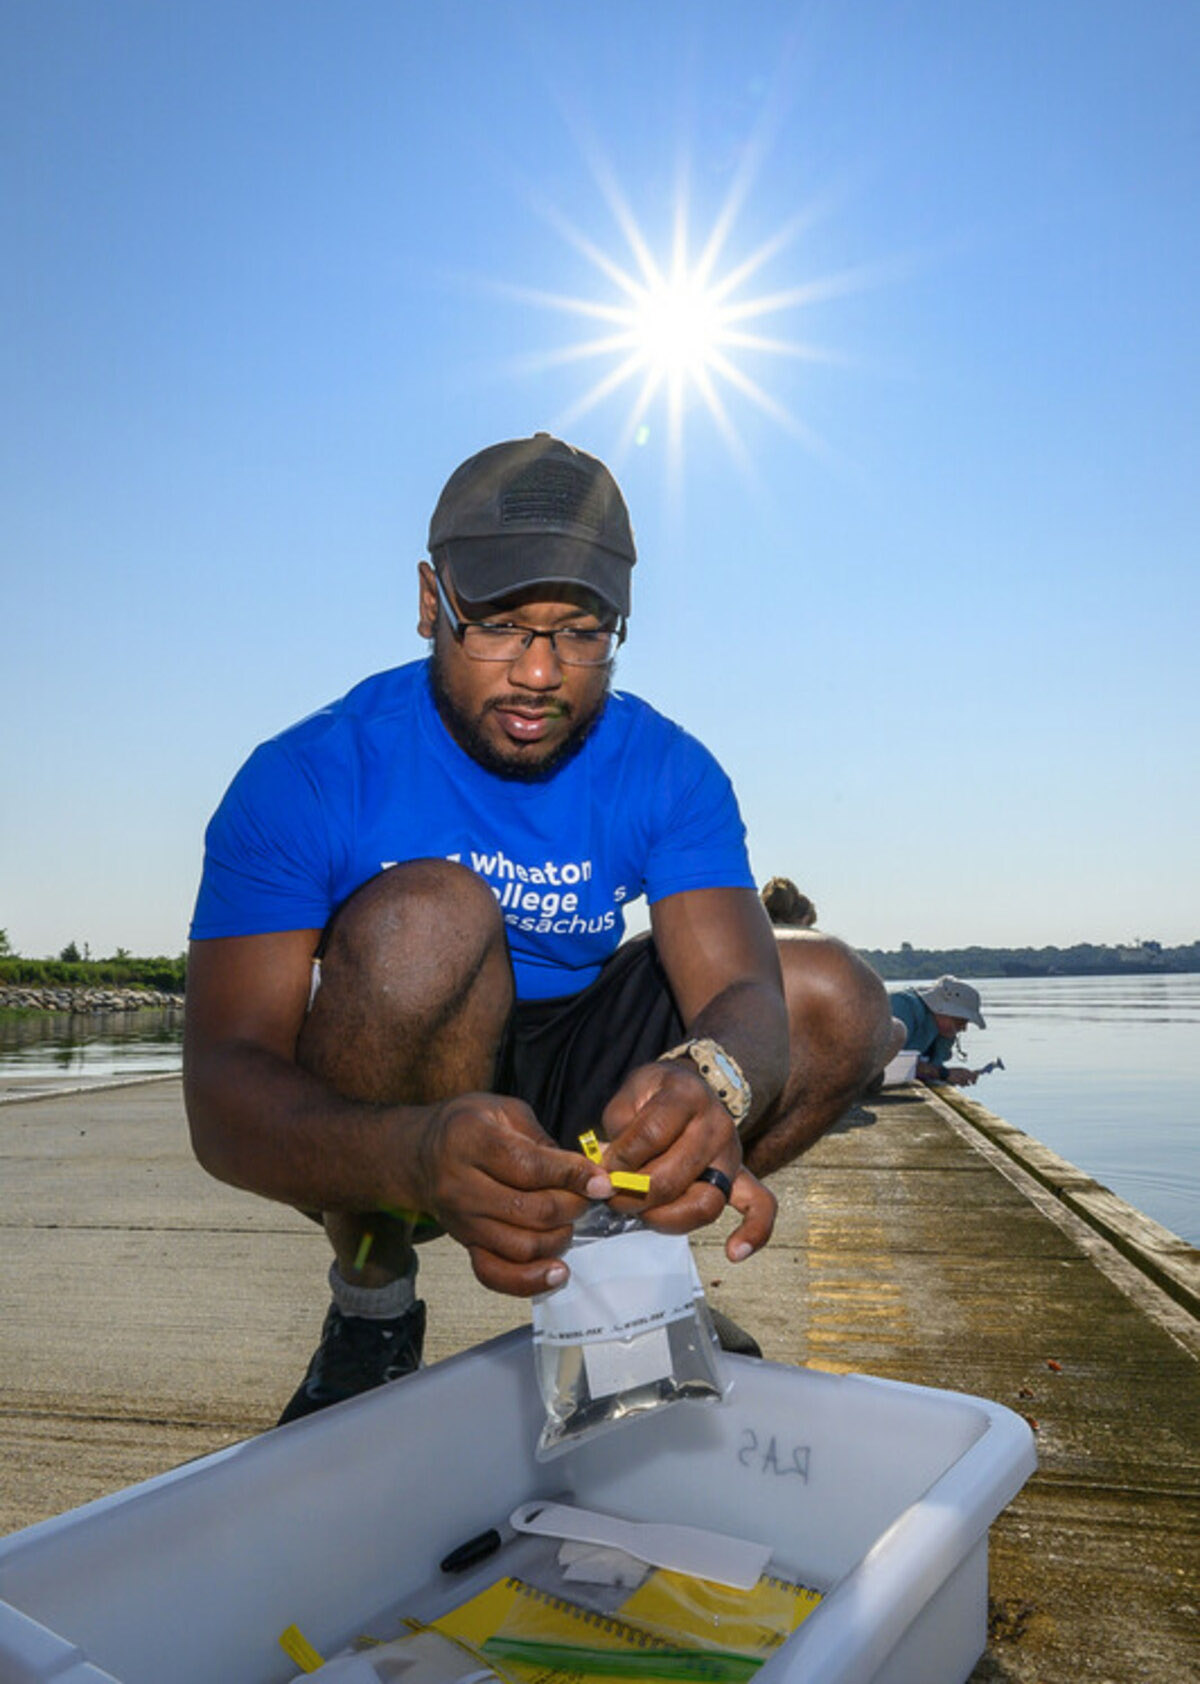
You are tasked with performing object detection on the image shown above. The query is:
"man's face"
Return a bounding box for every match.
[419,563,616,781]
[932,1012,969,1038]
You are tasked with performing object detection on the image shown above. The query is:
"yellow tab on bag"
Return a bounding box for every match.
[279,1623,326,1673]
[579,1131,650,1193]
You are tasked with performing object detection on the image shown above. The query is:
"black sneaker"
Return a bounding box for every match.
[277,1298,427,1426]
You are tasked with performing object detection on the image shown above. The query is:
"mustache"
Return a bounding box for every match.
[482,696,572,719]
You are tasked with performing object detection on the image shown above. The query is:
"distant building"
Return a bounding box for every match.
[1117,941,1164,967]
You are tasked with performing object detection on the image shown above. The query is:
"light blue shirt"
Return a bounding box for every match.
[889,989,954,1074]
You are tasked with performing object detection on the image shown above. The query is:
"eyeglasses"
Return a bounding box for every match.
[434,571,625,667]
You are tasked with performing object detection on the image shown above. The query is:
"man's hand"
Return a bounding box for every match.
[413,1093,611,1296]
[599,1061,776,1261]
[920,1061,978,1087]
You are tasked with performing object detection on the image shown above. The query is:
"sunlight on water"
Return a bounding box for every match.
[892,974,1200,1245]
[0,1009,183,1081]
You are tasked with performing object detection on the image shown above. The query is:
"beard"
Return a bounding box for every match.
[429,653,611,782]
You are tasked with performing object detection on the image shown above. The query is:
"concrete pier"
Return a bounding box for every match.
[1,1076,1197,1681]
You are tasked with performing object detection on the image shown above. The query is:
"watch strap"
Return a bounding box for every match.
[661,1037,752,1122]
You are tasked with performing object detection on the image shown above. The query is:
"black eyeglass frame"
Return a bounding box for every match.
[433,570,626,666]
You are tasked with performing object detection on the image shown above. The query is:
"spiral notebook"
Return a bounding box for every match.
[425,1571,820,1683]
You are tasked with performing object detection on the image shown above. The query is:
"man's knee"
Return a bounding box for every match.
[777,930,886,1012]
[304,859,513,1054]
[299,860,512,1101]
[319,860,506,989]
[742,935,897,1176]
[776,931,895,1074]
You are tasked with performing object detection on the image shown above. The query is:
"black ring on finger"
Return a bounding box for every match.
[696,1166,733,1202]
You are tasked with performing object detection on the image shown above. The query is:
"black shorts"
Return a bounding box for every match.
[496,934,684,1149]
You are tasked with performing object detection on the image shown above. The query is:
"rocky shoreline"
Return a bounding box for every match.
[0,986,185,1015]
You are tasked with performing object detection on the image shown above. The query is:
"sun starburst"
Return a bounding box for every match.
[490,150,873,490]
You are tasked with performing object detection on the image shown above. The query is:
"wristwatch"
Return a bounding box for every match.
[661,1037,752,1123]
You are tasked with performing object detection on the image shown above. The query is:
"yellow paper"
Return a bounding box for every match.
[620,1570,821,1653]
[428,1576,675,1680]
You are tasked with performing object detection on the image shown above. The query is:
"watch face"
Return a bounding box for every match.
[710,1047,742,1091]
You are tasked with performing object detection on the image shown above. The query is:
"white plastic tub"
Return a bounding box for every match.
[0,1330,1035,1684]
[881,1050,919,1086]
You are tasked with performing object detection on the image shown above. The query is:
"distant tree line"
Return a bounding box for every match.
[2,926,1198,996]
[0,931,186,992]
[858,940,1200,981]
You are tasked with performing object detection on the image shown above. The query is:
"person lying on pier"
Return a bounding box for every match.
[183,433,899,1424]
[888,976,986,1087]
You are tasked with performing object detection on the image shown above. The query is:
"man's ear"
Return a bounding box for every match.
[417,561,438,639]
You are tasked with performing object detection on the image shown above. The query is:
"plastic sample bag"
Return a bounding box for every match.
[531,1206,728,1459]
[284,1627,500,1683]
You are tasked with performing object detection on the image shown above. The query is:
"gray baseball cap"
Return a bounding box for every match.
[427,433,636,618]
[915,976,986,1029]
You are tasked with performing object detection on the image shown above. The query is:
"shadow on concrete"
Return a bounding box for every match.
[829,1086,932,1133]
[829,1103,881,1134]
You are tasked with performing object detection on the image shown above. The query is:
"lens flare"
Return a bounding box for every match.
[489,150,876,492]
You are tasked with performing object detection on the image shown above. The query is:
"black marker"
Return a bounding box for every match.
[440,1527,503,1574]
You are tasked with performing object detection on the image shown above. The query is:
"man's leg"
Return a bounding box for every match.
[741,932,903,1179]
[279,859,513,1423]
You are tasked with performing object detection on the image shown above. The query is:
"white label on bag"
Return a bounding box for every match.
[583,1324,673,1393]
[533,1228,702,1346]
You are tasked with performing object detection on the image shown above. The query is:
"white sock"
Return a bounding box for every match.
[329,1260,417,1321]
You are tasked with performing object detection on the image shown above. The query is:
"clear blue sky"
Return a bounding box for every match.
[3,0,1198,959]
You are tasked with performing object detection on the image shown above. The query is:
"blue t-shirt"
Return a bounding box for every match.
[889,989,954,1072]
[190,660,754,1000]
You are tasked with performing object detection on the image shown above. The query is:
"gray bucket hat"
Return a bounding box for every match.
[915,976,986,1029]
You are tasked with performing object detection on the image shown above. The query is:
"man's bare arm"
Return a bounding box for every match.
[598,888,786,1258]
[185,931,387,1209]
[183,932,605,1293]
[651,885,791,1127]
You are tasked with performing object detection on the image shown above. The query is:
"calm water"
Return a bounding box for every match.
[2,976,1198,1242]
[892,973,1200,1246]
[0,1007,184,1081]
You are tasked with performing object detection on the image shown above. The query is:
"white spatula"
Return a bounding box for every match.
[509,1500,771,1590]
